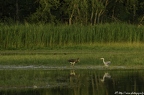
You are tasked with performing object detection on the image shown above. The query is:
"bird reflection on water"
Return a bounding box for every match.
[70,70,76,76]
[100,73,111,82]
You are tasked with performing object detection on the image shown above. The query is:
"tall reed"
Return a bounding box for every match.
[0,23,144,49]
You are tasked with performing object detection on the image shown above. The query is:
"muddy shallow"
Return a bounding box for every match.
[0,65,128,70]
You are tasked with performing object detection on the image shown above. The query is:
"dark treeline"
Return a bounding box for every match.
[0,0,144,25]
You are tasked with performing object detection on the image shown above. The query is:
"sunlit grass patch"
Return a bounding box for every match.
[0,43,144,67]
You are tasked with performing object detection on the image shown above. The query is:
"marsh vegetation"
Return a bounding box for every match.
[0,23,144,49]
[1,1,144,95]
[0,23,144,94]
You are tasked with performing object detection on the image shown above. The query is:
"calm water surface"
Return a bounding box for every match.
[0,68,144,95]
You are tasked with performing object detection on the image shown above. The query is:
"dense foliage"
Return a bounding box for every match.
[0,0,144,24]
[0,23,144,49]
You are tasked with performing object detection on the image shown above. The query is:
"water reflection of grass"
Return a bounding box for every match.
[0,44,144,67]
[0,69,144,95]
[0,70,69,88]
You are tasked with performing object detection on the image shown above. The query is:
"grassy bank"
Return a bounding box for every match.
[0,43,144,67]
[0,23,144,49]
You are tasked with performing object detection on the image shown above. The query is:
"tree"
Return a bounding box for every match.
[28,0,60,23]
[90,0,109,25]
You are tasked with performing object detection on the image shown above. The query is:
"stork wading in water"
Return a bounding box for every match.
[100,58,111,66]
[68,58,80,66]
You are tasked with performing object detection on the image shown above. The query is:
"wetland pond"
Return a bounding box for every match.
[0,66,144,95]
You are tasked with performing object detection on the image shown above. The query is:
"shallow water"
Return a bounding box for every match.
[0,68,144,95]
[0,65,126,70]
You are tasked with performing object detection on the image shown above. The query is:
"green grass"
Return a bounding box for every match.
[0,43,144,67]
[0,23,144,49]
